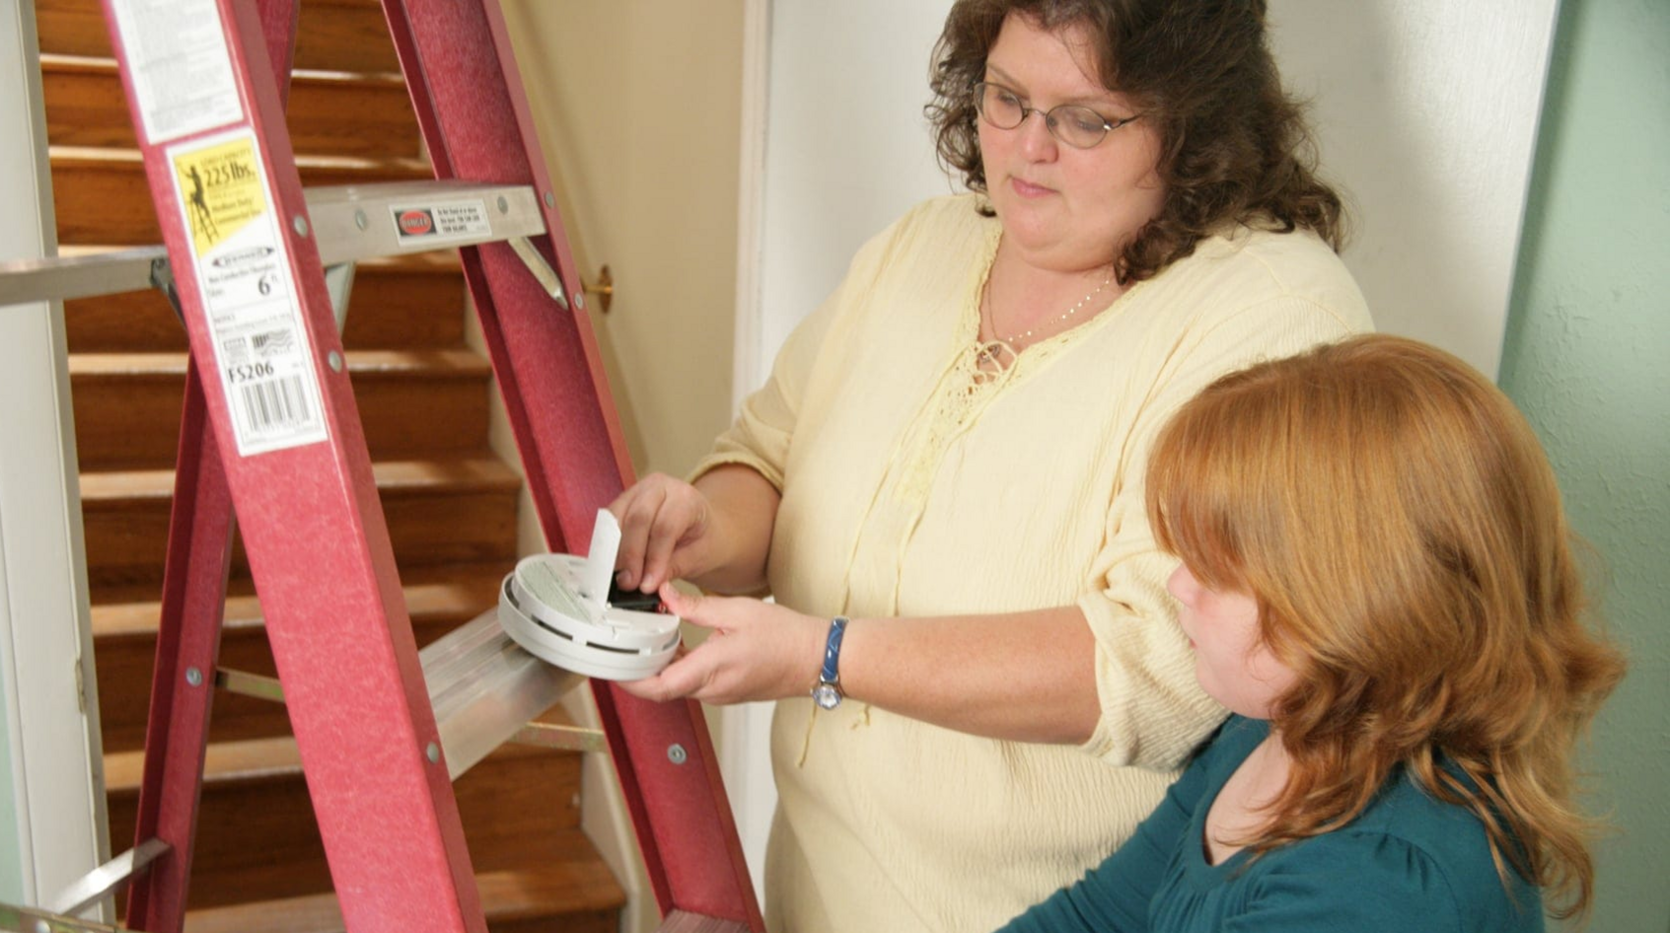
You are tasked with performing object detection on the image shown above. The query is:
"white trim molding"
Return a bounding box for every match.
[0,0,109,913]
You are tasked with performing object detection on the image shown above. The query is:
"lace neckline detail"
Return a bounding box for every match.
[960,224,1140,383]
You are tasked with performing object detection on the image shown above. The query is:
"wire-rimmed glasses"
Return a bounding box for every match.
[973,81,1140,150]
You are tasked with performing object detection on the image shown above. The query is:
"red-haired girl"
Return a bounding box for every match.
[1001,334,1625,932]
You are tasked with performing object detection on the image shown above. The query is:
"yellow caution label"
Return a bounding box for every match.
[172,136,265,256]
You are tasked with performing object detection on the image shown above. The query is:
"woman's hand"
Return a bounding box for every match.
[608,473,718,593]
[618,584,825,705]
[608,465,782,595]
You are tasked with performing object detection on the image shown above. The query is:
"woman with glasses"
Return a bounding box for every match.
[609,1,1371,930]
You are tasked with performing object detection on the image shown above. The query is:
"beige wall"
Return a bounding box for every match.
[501,1,743,480]
[496,5,747,932]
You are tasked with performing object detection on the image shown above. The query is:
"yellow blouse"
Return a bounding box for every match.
[692,194,1373,933]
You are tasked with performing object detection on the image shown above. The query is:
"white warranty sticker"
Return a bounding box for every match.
[390,199,493,247]
[170,129,328,456]
[108,0,243,143]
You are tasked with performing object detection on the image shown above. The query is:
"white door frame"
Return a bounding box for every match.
[0,0,110,912]
[717,0,777,902]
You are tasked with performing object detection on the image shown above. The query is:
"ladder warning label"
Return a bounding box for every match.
[390,199,492,246]
[169,130,329,457]
[175,136,263,256]
[109,0,243,143]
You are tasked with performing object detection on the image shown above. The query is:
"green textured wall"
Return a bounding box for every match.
[1498,1,1670,931]
[0,698,19,900]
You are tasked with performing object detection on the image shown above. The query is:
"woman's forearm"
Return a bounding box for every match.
[686,464,782,594]
[837,605,1101,744]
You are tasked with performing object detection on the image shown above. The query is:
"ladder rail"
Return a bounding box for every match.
[99,0,485,929]
[376,0,764,926]
[120,374,234,932]
[120,2,299,928]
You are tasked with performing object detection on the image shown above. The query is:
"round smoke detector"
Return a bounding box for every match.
[498,510,681,681]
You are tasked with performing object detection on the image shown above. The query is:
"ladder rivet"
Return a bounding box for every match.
[185,667,203,687]
[497,196,509,214]
[293,215,310,237]
[354,209,368,230]
[328,350,344,372]
[426,742,441,764]
[575,292,586,311]
[666,744,687,765]
[543,191,556,208]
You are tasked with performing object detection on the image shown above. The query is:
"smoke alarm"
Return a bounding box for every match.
[499,509,681,681]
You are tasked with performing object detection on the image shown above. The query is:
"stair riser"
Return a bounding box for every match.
[107,750,584,909]
[95,611,481,752]
[51,157,430,247]
[64,264,468,354]
[71,370,490,470]
[492,912,616,933]
[35,0,401,74]
[43,66,421,160]
[81,488,518,591]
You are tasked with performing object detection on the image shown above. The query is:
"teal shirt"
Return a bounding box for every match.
[997,717,1543,933]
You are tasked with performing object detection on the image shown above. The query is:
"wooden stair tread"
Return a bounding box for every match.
[68,348,490,378]
[48,144,431,177]
[36,0,403,74]
[81,456,520,503]
[180,859,626,933]
[62,248,470,355]
[37,52,405,86]
[56,242,463,274]
[105,706,579,792]
[50,148,436,246]
[91,563,507,639]
[39,53,421,158]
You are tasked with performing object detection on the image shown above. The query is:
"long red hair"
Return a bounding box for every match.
[1145,334,1625,921]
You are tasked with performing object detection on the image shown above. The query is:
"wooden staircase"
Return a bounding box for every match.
[36,0,626,928]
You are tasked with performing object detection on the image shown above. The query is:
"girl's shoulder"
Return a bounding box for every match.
[1262,769,1543,931]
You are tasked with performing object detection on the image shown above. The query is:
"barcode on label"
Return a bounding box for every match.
[240,376,312,433]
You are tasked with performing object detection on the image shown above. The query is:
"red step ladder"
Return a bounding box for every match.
[0,1,762,931]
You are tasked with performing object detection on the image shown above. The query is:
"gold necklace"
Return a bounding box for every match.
[977,271,1115,368]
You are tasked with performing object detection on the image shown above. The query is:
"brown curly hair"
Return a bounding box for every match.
[926,0,1346,284]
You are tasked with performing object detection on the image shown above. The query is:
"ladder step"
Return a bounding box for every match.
[305,181,551,268]
[421,609,586,779]
[49,837,170,918]
[8,180,544,307]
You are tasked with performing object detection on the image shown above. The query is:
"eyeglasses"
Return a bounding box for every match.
[972,81,1139,150]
